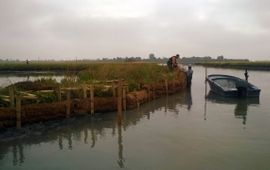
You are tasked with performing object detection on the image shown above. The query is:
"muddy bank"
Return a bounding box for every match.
[0,72,187,128]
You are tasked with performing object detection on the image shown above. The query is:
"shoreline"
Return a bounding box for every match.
[0,76,187,128]
[195,62,270,71]
[0,63,187,128]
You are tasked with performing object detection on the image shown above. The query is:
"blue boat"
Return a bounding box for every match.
[206,74,261,97]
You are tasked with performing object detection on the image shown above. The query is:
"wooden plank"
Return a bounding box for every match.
[172,78,175,93]
[22,95,38,100]
[62,87,81,91]
[9,87,15,108]
[165,79,168,96]
[112,83,116,97]
[90,85,94,114]
[16,96,21,128]
[57,86,61,101]
[19,91,37,97]
[0,95,10,99]
[66,90,71,118]
[153,85,156,99]
[83,85,87,99]
[37,90,54,93]
[147,86,150,101]
[122,86,127,111]
[117,80,123,124]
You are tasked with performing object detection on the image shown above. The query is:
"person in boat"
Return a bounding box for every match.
[186,65,193,87]
[244,69,249,82]
[167,54,180,70]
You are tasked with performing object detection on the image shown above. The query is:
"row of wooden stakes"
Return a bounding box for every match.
[4,80,128,128]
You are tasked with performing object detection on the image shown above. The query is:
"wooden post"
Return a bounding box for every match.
[9,87,15,108]
[126,85,129,93]
[117,80,123,124]
[112,83,116,97]
[16,96,21,128]
[66,90,71,118]
[58,135,63,150]
[204,67,208,120]
[57,86,61,101]
[147,86,150,101]
[90,85,94,114]
[136,97,140,108]
[84,129,88,144]
[205,67,208,81]
[83,86,87,99]
[122,85,127,111]
[153,85,156,99]
[165,79,168,96]
[172,78,175,93]
[205,67,208,98]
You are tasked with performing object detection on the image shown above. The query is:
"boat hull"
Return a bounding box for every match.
[207,74,260,98]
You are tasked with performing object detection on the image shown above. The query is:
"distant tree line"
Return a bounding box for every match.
[0,54,249,64]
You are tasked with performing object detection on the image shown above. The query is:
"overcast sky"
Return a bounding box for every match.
[0,0,269,60]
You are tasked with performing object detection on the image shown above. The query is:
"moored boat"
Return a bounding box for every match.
[206,74,260,97]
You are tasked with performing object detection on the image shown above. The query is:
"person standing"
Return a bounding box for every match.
[244,69,249,82]
[167,54,180,70]
[186,65,193,87]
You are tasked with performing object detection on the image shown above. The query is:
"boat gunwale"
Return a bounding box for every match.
[207,74,261,97]
[207,75,238,92]
[207,74,260,91]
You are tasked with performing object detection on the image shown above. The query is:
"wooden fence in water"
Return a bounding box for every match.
[0,76,186,128]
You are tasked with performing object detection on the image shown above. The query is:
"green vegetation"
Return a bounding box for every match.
[78,63,171,83]
[197,61,270,70]
[0,96,9,107]
[35,92,58,104]
[77,63,174,91]
[0,61,94,72]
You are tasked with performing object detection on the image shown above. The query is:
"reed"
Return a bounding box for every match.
[0,61,92,72]
[197,61,270,70]
[0,62,186,106]
[77,63,175,91]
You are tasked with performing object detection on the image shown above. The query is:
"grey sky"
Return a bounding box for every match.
[0,0,269,60]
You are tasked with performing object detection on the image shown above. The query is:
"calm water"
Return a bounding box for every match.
[1,66,270,170]
[0,73,64,87]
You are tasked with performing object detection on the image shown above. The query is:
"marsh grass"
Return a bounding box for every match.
[0,63,185,105]
[77,63,174,91]
[198,61,270,70]
[0,61,91,72]
[0,62,181,90]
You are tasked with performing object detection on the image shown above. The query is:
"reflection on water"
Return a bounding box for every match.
[187,88,192,110]
[0,73,64,87]
[12,144,25,166]
[164,88,192,114]
[0,87,261,168]
[234,100,248,125]
[0,90,192,168]
[1,66,270,170]
[117,123,124,168]
[206,91,260,125]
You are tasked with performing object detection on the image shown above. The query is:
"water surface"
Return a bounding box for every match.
[0,66,270,170]
[0,72,64,87]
